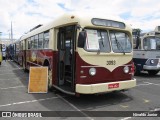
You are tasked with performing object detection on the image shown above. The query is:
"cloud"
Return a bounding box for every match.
[0,0,160,39]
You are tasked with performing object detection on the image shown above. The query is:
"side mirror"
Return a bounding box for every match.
[78,31,86,48]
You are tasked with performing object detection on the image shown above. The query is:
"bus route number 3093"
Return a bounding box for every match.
[106,60,116,65]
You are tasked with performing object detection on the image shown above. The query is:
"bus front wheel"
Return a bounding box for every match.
[148,70,159,75]
[134,64,140,75]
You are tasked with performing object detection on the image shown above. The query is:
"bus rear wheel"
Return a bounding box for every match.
[43,60,53,91]
[148,70,159,75]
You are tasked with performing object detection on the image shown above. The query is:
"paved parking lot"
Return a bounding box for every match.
[0,60,160,120]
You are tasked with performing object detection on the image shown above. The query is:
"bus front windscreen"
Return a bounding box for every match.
[84,29,111,52]
[143,37,160,50]
[84,29,132,53]
[110,31,132,53]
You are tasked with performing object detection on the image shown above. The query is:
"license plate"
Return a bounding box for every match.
[108,83,119,89]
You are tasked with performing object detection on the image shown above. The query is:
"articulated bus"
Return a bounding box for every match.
[18,14,136,96]
[0,41,2,65]
[133,26,160,75]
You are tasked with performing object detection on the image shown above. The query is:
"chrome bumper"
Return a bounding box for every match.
[143,65,160,70]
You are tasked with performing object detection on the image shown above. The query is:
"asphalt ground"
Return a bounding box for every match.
[0,60,160,120]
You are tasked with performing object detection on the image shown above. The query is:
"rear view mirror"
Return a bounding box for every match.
[78,31,86,48]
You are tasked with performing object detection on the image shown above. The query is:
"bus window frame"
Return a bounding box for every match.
[143,36,160,50]
[38,33,44,49]
[109,31,132,53]
[34,35,38,49]
[83,28,111,53]
[30,36,34,49]
[27,38,31,50]
[43,31,49,49]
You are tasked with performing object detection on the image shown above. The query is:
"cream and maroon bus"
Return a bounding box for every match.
[19,13,136,96]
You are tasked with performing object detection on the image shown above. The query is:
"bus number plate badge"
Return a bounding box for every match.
[108,83,119,89]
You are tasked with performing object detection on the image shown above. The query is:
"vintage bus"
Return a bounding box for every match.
[19,13,136,95]
[0,41,2,65]
[133,26,160,75]
[11,40,20,63]
[2,43,7,61]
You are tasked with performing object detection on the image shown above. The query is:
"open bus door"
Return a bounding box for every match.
[57,25,76,94]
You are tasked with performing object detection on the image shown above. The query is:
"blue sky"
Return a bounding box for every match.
[0,0,160,39]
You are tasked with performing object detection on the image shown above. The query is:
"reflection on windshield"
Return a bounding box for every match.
[110,31,132,53]
[143,37,160,50]
[84,29,110,52]
[84,29,132,53]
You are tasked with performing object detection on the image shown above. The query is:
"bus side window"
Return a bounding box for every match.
[44,31,49,49]
[157,40,160,49]
[31,36,34,49]
[38,33,43,49]
[34,35,38,49]
[28,38,31,49]
[138,39,141,49]
[78,31,86,48]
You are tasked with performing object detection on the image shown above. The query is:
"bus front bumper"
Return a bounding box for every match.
[76,79,136,94]
[143,65,160,70]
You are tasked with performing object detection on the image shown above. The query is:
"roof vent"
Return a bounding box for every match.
[30,24,43,32]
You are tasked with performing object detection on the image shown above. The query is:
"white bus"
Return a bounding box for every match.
[133,26,160,75]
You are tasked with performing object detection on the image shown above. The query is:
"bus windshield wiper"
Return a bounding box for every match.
[113,32,125,55]
[100,32,104,47]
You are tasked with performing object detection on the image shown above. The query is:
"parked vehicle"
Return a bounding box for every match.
[133,26,160,75]
[17,13,136,96]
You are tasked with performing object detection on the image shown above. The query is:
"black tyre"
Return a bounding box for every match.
[148,70,159,75]
[48,69,53,91]
[134,64,140,76]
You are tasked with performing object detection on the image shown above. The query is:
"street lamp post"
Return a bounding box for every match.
[11,21,13,44]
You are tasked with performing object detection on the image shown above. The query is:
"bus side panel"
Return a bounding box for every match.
[25,49,57,85]
[17,50,23,66]
[75,52,132,84]
[25,49,53,67]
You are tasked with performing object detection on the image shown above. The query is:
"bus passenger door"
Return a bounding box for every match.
[57,26,76,92]
[57,29,65,85]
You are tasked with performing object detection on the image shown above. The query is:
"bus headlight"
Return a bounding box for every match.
[123,66,129,73]
[150,59,154,64]
[89,68,96,76]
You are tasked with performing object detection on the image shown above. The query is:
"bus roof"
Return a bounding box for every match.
[20,13,131,40]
